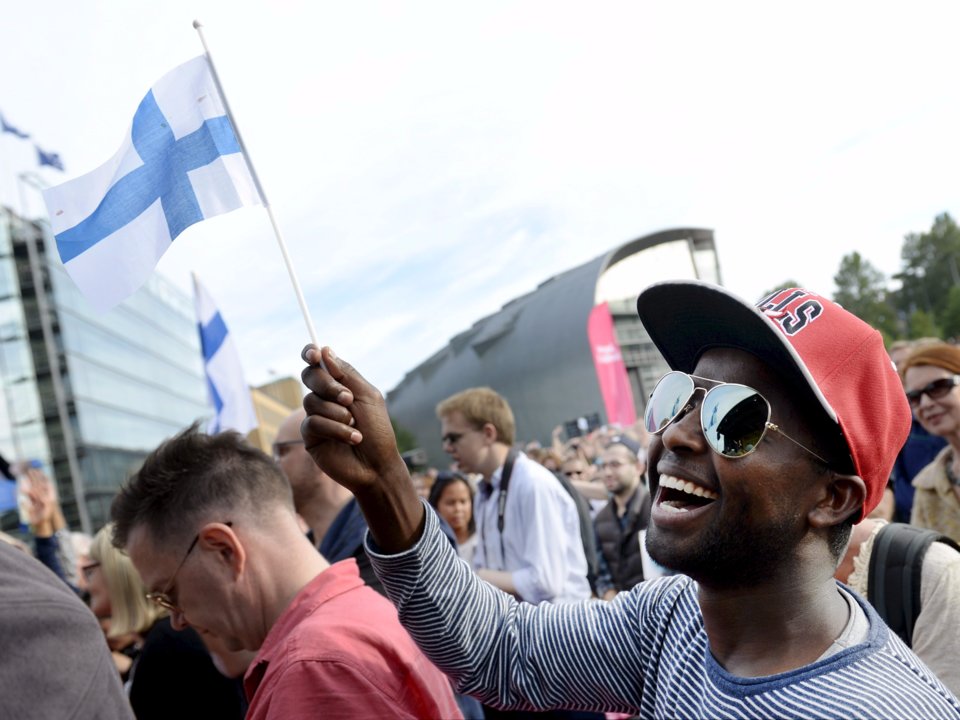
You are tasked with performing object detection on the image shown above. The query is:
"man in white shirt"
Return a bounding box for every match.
[437,387,590,604]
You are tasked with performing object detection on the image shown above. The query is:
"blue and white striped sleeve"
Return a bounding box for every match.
[366,501,657,713]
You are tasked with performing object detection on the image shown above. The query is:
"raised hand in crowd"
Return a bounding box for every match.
[300,345,425,553]
[19,465,79,591]
[24,466,62,538]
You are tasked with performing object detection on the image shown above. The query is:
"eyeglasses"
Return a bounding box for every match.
[905,376,960,408]
[442,429,482,446]
[272,438,304,460]
[81,562,100,581]
[643,371,827,463]
[145,521,232,612]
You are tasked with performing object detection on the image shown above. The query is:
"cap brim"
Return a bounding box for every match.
[636,280,837,424]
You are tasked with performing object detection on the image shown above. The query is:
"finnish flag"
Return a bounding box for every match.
[194,274,258,435]
[42,56,260,312]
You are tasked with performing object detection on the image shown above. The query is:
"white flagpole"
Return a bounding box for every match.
[193,19,320,349]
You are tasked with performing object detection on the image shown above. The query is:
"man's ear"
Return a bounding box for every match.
[481,422,499,445]
[808,473,866,530]
[197,522,245,578]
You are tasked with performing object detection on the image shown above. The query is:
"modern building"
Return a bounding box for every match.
[386,228,721,466]
[248,377,304,455]
[0,206,212,534]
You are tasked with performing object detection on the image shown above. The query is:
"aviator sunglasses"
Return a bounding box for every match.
[905,375,960,409]
[643,371,827,463]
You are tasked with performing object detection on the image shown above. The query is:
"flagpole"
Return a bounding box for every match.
[192,19,320,349]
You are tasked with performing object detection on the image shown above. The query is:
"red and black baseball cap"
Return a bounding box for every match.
[636,280,910,520]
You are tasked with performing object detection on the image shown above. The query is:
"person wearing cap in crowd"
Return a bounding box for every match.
[299,281,960,718]
[592,434,652,600]
[110,424,462,720]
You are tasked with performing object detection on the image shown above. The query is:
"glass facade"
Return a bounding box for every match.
[0,208,211,534]
[0,215,50,471]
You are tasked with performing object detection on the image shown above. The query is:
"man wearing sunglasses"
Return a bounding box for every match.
[300,281,960,718]
[435,387,591,608]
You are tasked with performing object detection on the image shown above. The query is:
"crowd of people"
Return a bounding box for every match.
[3,280,960,719]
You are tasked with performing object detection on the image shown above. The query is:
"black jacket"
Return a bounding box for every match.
[594,486,651,593]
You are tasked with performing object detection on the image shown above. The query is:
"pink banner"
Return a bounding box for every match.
[587,302,637,428]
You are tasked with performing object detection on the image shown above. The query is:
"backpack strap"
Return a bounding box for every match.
[867,523,959,647]
[495,449,599,593]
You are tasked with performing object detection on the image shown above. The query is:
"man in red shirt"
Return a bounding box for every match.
[110,424,461,720]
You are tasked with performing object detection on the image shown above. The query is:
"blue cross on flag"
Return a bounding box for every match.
[36,146,64,171]
[0,113,30,139]
[194,273,258,436]
[42,56,261,312]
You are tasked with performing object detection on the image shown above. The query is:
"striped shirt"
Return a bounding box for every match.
[367,505,960,720]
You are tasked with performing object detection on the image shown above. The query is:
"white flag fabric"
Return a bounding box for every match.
[193,274,258,435]
[42,56,260,312]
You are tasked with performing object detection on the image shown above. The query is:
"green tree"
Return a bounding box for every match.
[894,213,960,323]
[758,280,803,301]
[908,309,941,340]
[940,286,960,340]
[391,416,418,453]
[832,251,898,337]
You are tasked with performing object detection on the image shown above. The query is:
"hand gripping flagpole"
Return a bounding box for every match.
[193,20,320,349]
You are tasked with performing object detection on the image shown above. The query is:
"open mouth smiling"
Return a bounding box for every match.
[657,474,719,513]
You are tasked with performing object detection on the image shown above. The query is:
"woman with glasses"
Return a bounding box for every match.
[901,342,960,543]
[86,524,245,719]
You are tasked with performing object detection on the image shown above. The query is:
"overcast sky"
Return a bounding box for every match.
[2,1,959,393]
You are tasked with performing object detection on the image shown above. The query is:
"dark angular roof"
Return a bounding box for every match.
[387,228,716,465]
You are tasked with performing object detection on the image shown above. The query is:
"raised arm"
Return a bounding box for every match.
[25,469,79,592]
[300,345,666,715]
[299,345,425,552]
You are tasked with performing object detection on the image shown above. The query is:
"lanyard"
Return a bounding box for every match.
[479,448,517,570]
